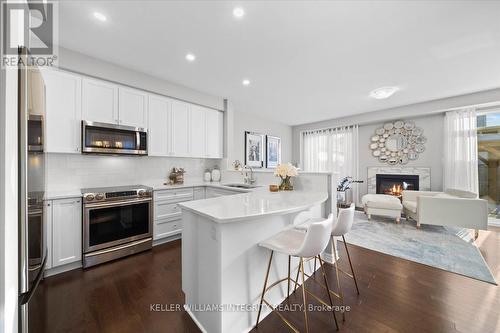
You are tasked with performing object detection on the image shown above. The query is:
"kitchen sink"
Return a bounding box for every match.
[222,183,260,189]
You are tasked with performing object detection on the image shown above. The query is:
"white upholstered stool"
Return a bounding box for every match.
[255,214,339,332]
[361,194,402,223]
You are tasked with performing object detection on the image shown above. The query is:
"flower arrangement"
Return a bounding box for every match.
[274,163,299,190]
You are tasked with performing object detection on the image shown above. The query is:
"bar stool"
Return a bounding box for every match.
[295,204,360,321]
[255,215,339,332]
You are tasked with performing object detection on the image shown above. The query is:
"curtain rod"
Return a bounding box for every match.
[302,124,358,135]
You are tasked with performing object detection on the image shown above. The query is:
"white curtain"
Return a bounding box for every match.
[443,108,479,194]
[302,125,359,204]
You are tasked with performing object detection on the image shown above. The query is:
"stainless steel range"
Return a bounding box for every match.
[81,185,153,268]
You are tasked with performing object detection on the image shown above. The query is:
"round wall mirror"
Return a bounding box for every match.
[369,120,425,165]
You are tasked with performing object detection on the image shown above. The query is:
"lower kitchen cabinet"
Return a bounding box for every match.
[205,187,241,198]
[46,198,82,269]
[193,186,206,200]
[153,188,193,241]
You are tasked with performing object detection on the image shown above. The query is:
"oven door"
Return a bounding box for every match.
[83,198,152,253]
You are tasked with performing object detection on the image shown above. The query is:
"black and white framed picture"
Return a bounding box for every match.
[245,131,265,168]
[266,135,281,168]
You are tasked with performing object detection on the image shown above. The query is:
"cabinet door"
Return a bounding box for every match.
[170,100,190,156]
[148,95,170,156]
[28,69,45,116]
[52,198,82,267]
[189,105,206,158]
[44,200,53,270]
[118,87,148,127]
[206,110,223,158]
[43,70,82,153]
[82,78,118,124]
[193,187,206,200]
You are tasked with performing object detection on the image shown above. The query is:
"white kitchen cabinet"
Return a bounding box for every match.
[193,187,206,200]
[51,198,82,267]
[118,87,148,128]
[206,187,240,198]
[205,109,224,158]
[170,100,190,156]
[148,94,170,156]
[189,105,206,157]
[82,77,119,124]
[44,201,53,269]
[28,69,45,116]
[154,188,193,241]
[42,69,82,153]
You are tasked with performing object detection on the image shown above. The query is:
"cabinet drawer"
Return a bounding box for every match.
[154,218,182,240]
[155,188,194,203]
[154,201,183,220]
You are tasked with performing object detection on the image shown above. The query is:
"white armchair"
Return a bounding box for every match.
[402,189,488,230]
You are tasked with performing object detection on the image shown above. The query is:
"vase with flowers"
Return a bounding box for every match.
[274,163,299,191]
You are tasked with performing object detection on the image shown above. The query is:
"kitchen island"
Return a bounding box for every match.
[179,189,329,333]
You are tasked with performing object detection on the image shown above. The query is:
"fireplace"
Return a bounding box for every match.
[376,174,419,197]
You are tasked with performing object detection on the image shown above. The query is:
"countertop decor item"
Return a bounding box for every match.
[369,120,426,165]
[204,169,212,182]
[232,160,242,171]
[269,184,279,192]
[168,167,186,184]
[211,166,221,182]
[274,163,298,191]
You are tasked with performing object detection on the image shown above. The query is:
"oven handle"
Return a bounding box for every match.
[84,197,152,209]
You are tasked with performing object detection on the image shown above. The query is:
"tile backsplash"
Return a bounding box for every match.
[46,153,219,191]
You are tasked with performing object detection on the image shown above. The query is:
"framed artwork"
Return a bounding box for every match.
[266,135,281,168]
[245,131,265,168]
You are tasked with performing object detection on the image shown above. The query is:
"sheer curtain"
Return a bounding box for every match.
[302,125,359,204]
[443,108,478,194]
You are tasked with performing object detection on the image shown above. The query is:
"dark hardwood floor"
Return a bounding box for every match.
[32,228,500,333]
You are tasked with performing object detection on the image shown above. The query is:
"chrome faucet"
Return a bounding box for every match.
[241,165,256,184]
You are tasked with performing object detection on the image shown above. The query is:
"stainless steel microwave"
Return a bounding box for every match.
[81,121,148,155]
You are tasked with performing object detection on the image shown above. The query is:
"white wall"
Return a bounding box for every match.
[226,108,293,168]
[358,113,444,196]
[58,47,224,111]
[46,154,218,192]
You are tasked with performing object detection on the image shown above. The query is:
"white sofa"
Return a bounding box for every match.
[402,189,488,230]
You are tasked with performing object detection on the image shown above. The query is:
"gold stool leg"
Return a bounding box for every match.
[331,236,345,322]
[318,255,340,331]
[299,258,309,333]
[294,258,300,292]
[287,255,291,298]
[342,235,360,295]
[256,251,274,327]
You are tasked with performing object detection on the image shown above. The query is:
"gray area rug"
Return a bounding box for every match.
[344,211,496,285]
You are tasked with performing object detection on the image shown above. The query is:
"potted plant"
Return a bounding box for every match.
[274,163,299,191]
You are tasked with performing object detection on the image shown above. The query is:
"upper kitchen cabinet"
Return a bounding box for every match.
[82,78,119,124]
[42,69,82,153]
[205,109,224,158]
[118,87,148,128]
[170,100,190,157]
[189,105,206,157]
[148,94,170,156]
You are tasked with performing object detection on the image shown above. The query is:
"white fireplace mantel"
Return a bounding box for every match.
[367,167,431,194]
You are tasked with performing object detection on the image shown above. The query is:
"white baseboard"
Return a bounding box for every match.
[44,261,82,277]
[153,233,181,247]
[488,219,500,228]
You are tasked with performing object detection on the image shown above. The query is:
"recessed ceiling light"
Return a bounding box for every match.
[242,79,250,86]
[93,12,107,22]
[233,7,245,18]
[185,53,196,62]
[369,86,399,99]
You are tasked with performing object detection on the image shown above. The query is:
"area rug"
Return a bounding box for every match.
[343,211,497,285]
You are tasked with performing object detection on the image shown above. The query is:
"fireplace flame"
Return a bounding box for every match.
[389,184,402,196]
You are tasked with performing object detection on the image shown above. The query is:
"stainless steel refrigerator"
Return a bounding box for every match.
[17,47,47,333]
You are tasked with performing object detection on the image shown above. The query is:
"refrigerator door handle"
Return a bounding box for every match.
[19,249,47,306]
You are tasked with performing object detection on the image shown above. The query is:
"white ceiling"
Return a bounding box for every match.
[58,1,500,126]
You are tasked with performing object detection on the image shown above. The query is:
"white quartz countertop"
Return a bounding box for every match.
[44,182,255,200]
[179,190,328,223]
